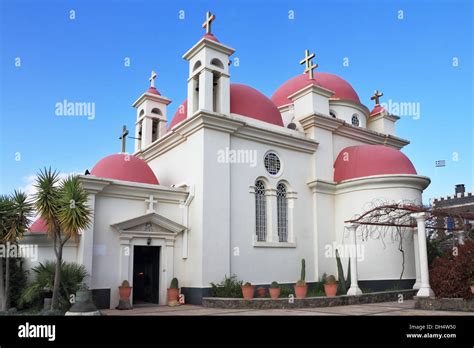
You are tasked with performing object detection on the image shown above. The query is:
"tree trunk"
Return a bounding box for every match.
[51,232,63,310]
[0,257,5,311]
[4,257,10,310]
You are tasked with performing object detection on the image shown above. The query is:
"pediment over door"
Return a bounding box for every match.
[111,212,187,241]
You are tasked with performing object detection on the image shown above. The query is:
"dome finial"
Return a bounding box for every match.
[371,90,383,105]
[202,11,216,34]
[300,49,318,80]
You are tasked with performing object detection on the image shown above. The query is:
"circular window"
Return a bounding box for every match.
[351,114,360,127]
[264,152,281,176]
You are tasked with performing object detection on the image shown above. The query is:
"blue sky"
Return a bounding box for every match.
[0,0,472,203]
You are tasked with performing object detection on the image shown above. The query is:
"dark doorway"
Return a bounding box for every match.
[133,246,160,304]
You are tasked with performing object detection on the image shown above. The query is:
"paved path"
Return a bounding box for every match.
[102,300,473,316]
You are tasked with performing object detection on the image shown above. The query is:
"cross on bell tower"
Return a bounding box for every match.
[202,11,216,34]
[149,71,157,88]
[371,90,383,105]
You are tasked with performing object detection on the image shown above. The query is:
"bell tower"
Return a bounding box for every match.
[132,71,171,152]
[183,11,235,117]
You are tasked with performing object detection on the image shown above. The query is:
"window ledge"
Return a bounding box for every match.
[252,241,296,248]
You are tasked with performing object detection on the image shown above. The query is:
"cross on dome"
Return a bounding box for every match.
[300,49,318,80]
[371,90,383,105]
[119,125,129,153]
[202,11,216,34]
[149,70,157,88]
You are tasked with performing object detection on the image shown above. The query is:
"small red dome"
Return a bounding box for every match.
[334,145,417,182]
[203,33,219,42]
[146,87,161,95]
[370,104,386,117]
[91,154,159,185]
[168,84,284,130]
[271,72,361,107]
[29,217,47,233]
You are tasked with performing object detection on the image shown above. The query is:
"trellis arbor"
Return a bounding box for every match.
[343,200,474,297]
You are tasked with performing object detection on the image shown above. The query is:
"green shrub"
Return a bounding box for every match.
[210,275,243,298]
[3,258,29,309]
[20,261,88,310]
[278,285,293,298]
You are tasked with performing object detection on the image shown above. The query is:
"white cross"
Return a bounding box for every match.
[149,70,157,88]
[145,195,158,213]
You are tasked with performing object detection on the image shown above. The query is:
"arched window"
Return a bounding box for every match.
[277,182,288,242]
[330,110,337,118]
[151,108,162,116]
[351,114,360,127]
[193,61,202,71]
[255,180,266,241]
[210,58,224,69]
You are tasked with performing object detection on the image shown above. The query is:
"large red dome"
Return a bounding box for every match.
[91,154,159,185]
[168,83,283,130]
[334,145,417,182]
[271,72,361,107]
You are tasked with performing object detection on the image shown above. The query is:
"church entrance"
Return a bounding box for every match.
[133,246,160,304]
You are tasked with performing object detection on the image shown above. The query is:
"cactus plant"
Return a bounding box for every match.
[326,275,337,284]
[243,282,252,287]
[170,277,179,289]
[270,281,279,289]
[120,280,130,287]
[300,258,306,282]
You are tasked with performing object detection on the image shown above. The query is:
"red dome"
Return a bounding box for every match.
[29,217,47,233]
[271,72,361,107]
[334,145,417,182]
[91,154,159,185]
[168,84,283,130]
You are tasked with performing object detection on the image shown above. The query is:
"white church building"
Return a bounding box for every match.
[24,13,430,308]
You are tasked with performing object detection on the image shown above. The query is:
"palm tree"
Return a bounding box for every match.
[34,168,92,310]
[0,191,33,311]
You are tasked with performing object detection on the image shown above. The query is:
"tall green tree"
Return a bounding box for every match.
[34,169,92,310]
[0,191,33,310]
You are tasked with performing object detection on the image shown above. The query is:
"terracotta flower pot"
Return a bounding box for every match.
[241,285,255,300]
[294,284,308,299]
[167,288,180,306]
[269,288,281,299]
[324,283,338,297]
[470,285,474,294]
[257,287,266,298]
[118,286,132,299]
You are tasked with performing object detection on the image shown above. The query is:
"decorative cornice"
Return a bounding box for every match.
[183,37,235,60]
[78,175,188,203]
[288,83,335,101]
[132,93,171,108]
[111,212,187,235]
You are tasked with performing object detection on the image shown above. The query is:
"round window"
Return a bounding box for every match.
[264,152,281,176]
[351,115,360,127]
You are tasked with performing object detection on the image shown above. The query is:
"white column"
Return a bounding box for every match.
[118,237,132,307]
[141,116,153,149]
[198,69,213,112]
[412,227,421,289]
[217,74,230,115]
[80,194,96,287]
[266,189,278,242]
[346,223,362,295]
[411,212,435,297]
[287,195,295,243]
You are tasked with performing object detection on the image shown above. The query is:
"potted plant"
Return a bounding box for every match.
[470,278,474,294]
[241,282,255,300]
[324,275,338,297]
[167,277,180,306]
[257,287,266,298]
[119,280,132,299]
[269,281,281,299]
[294,258,308,299]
